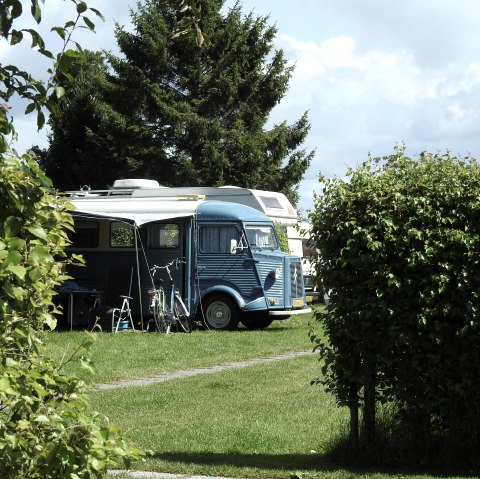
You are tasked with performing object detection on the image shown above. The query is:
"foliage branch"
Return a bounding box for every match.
[0,1,145,476]
[0,0,104,141]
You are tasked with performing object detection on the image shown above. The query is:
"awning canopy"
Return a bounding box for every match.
[69,197,205,226]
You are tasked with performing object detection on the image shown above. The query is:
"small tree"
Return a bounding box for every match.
[310,146,480,463]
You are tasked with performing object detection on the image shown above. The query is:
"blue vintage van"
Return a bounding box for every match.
[64,180,310,330]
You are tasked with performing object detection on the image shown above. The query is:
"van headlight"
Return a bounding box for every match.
[268,268,281,280]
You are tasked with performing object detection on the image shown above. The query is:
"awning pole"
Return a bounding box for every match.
[134,225,144,331]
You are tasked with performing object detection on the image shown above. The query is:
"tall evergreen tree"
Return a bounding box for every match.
[42,0,314,204]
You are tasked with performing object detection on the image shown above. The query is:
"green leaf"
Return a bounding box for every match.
[0,377,11,392]
[29,245,52,264]
[76,2,88,14]
[17,420,30,430]
[54,86,65,99]
[8,237,25,250]
[25,102,36,114]
[10,30,23,45]
[89,7,105,20]
[6,250,22,265]
[44,315,57,330]
[51,26,66,40]
[23,28,45,50]
[28,267,41,282]
[36,110,45,130]
[83,16,95,31]
[33,415,50,423]
[31,0,42,23]
[26,225,48,240]
[7,264,26,280]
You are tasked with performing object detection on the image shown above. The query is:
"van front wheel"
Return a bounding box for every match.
[202,295,240,330]
[240,313,273,330]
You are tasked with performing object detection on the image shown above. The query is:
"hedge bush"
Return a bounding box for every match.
[309,147,480,464]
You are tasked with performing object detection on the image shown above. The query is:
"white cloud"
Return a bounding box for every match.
[270,28,480,212]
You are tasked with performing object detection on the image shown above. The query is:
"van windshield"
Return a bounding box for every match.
[245,225,278,249]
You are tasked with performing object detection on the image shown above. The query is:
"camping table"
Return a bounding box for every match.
[65,290,102,330]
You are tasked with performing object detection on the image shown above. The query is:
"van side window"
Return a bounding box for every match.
[110,222,135,248]
[199,225,240,253]
[70,221,99,248]
[147,223,179,248]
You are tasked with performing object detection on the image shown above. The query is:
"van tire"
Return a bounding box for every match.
[240,313,273,330]
[202,294,240,330]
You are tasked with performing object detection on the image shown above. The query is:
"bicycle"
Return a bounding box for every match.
[148,258,192,334]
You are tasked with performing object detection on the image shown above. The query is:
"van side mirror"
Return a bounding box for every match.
[230,239,238,254]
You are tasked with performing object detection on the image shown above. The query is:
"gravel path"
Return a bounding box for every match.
[96,350,313,391]
[109,471,234,479]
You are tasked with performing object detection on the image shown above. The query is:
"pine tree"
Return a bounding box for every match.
[42,0,314,204]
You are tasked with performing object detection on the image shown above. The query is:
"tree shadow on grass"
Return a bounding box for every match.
[149,451,479,478]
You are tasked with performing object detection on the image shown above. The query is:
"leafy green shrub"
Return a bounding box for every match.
[309,147,480,464]
[0,154,143,477]
[0,1,144,476]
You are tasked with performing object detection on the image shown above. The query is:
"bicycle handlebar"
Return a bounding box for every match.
[150,257,186,274]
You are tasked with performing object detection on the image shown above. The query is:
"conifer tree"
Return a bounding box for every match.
[42,0,314,204]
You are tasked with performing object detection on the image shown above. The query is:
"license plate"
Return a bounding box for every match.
[292,298,304,307]
[306,295,313,303]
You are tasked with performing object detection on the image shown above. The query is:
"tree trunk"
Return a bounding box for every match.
[349,402,359,449]
[363,364,376,451]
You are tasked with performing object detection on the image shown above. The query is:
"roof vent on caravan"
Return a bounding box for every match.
[112,179,163,189]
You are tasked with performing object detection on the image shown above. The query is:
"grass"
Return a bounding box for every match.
[44,313,317,383]
[95,357,470,479]
[45,311,475,478]
[96,356,346,478]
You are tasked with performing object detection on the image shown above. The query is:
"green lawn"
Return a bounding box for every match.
[97,355,347,478]
[45,312,473,479]
[44,313,318,384]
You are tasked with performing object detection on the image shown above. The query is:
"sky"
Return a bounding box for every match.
[4,0,480,215]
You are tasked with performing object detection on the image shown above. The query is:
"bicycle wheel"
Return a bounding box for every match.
[173,295,192,333]
[152,294,169,333]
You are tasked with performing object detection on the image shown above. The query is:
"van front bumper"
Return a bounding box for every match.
[269,308,311,316]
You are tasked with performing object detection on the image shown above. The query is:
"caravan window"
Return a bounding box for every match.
[259,195,283,210]
[110,222,135,248]
[199,225,240,254]
[70,221,99,248]
[146,223,179,248]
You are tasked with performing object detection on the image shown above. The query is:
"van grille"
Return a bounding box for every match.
[290,260,303,299]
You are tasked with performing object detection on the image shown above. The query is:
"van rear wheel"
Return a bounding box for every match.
[202,294,239,330]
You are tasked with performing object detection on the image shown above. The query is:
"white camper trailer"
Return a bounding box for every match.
[286,222,320,303]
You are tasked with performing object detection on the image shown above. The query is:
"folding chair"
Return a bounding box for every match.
[111,294,135,333]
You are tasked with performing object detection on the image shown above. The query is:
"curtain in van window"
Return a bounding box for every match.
[252,229,270,247]
[246,227,273,247]
[200,225,239,253]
